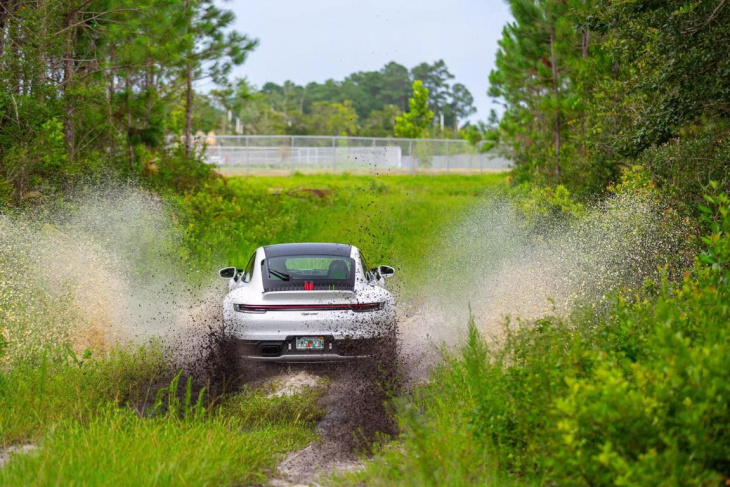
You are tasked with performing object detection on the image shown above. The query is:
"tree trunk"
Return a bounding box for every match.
[126,73,134,169]
[38,0,47,91]
[185,59,193,156]
[550,23,561,178]
[580,21,589,157]
[63,9,77,162]
[0,0,8,60]
[107,49,116,155]
[146,56,153,111]
[184,0,192,156]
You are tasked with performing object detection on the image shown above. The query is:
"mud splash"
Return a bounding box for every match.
[398,191,691,380]
[0,183,692,485]
[0,186,225,380]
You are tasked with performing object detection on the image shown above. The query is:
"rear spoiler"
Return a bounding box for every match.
[261,289,356,297]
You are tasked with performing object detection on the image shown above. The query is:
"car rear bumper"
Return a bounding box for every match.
[232,336,393,363]
[246,353,369,363]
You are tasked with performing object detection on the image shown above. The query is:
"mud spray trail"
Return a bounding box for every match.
[0,186,691,484]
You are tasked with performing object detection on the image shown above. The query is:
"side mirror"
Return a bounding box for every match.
[377,265,395,278]
[219,267,237,279]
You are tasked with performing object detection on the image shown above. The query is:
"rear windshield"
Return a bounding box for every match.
[262,255,356,292]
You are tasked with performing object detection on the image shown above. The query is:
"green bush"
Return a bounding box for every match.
[345,187,730,486]
[638,120,730,213]
[515,183,585,233]
[550,186,730,485]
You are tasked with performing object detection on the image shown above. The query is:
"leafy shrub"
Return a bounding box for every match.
[552,189,730,485]
[146,145,217,194]
[347,187,730,486]
[515,183,585,232]
[639,120,730,212]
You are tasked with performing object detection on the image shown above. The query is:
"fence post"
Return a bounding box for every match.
[446,140,450,173]
[372,138,377,174]
[290,136,295,174]
[245,136,250,174]
[332,136,336,172]
[409,140,414,175]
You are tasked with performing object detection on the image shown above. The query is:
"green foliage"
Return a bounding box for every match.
[551,194,730,485]
[208,60,475,137]
[360,104,402,138]
[308,100,359,136]
[0,0,255,204]
[174,173,508,288]
[489,0,730,199]
[394,81,435,139]
[698,182,730,271]
[636,120,730,209]
[516,184,585,229]
[345,189,730,486]
[146,145,217,193]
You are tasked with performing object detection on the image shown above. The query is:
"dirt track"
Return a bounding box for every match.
[260,363,398,486]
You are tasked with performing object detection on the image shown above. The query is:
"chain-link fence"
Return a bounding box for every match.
[196,135,510,174]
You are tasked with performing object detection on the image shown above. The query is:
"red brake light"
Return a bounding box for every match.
[233,302,384,313]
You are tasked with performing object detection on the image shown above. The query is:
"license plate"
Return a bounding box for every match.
[296,337,324,350]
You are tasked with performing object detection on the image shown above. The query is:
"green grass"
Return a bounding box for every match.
[0,345,167,446]
[0,347,325,485]
[0,173,509,485]
[178,173,509,288]
[0,409,313,486]
[0,379,323,486]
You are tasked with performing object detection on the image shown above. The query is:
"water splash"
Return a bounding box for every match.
[0,186,223,370]
[399,191,691,379]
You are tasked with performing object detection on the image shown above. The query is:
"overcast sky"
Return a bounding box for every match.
[224,0,513,122]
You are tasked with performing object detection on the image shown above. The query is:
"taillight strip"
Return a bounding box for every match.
[234,302,383,313]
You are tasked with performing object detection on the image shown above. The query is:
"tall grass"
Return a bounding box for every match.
[0,344,167,446]
[338,187,730,486]
[0,365,324,486]
[0,174,510,484]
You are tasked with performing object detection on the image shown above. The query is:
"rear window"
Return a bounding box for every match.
[262,254,356,292]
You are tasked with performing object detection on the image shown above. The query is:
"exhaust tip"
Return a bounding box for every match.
[260,344,282,357]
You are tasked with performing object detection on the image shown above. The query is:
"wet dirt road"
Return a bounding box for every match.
[261,363,399,486]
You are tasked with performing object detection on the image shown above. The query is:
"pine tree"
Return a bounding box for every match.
[394,80,434,139]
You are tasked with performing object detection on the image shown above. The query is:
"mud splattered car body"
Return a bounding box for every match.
[220,243,396,362]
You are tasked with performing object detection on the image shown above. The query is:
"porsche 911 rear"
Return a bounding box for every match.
[224,293,395,361]
[220,243,396,363]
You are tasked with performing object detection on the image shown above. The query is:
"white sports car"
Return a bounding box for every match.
[220,243,396,362]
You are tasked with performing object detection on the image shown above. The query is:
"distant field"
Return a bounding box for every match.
[180,172,510,288]
[215,166,509,177]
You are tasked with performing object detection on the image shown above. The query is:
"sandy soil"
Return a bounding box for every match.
[263,362,398,487]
